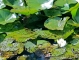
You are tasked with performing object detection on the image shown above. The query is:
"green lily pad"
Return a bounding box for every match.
[3,0,25,8]
[52,48,66,56]
[70,38,79,45]
[54,0,77,7]
[0,9,18,25]
[0,38,22,51]
[44,8,62,17]
[37,40,48,45]
[6,29,38,42]
[24,41,36,53]
[44,17,69,30]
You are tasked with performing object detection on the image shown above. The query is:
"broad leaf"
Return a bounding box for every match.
[54,0,77,7]
[54,0,66,7]
[51,48,66,56]
[70,38,79,45]
[11,7,38,16]
[67,20,79,27]
[44,8,62,17]
[0,21,23,33]
[0,9,18,25]
[61,3,69,10]
[3,0,25,8]
[6,29,38,42]
[34,29,63,39]
[44,17,69,30]
[0,38,23,51]
[0,33,6,43]
[26,0,53,10]
[71,7,79,22]
[24,41,36,53]
[11,0,54,15]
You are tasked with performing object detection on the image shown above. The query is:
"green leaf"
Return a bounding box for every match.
[0,9,18,25]
[54,0,77,7]
[24,41,36,53]
[11,7,38,16]
[26,0,53,10]
[3,0,25,8]
[0,33,6,43]
[37,40,48,45]
[71,7,78,22]
[70,38,79,45]
[67,0,77,4]
[62,22,74,39]
[44,17,69,30]
[37,40,51,49]
[44,8,62,17]
[0,0,6,9]
[51,48,66,56]
[63,29,74,39]
[34,29,63,39]
[0,38,22,51]
[6,29,38,42]
[74,8,79,23]
[0,21,23,33]
[61,3,69,10]
[54,0,66,7]
[26,0,41,10]
[67,20,79,27]
[11,0,54,15]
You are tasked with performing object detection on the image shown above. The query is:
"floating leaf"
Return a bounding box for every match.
[3,0,25,8]
[0,9,18,25]
[34,29,63,39]
[37,40,48,45]
[51,48,66,56]
[44,17,69,30]
[37,40,51,49]
[0,38,22,51]
[70,38,79,45]
[67,20,79,27]
[24,41,36,53]
[0,21,23,33]
[6,29,38,42]
[26,0,53,10]
[0,33,6,43]
[44,8,62,17]
[61,3,69,10]
[54,0,77,7]
[11,7,38,16]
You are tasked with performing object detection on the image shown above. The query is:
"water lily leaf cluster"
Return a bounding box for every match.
[0,0,79,60]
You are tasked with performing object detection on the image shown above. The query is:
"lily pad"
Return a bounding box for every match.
[70,38,79,45]
[51,48,66,56]
[6,29,38,42]
[44,17,69,30]
[0,38,22,51]
[0,9,18,25]
[3,0,25,8]
[24,41,36,53]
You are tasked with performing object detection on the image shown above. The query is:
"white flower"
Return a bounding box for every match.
[76,0,79,3]
[41,0,54,9]
[57,38,67,47]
